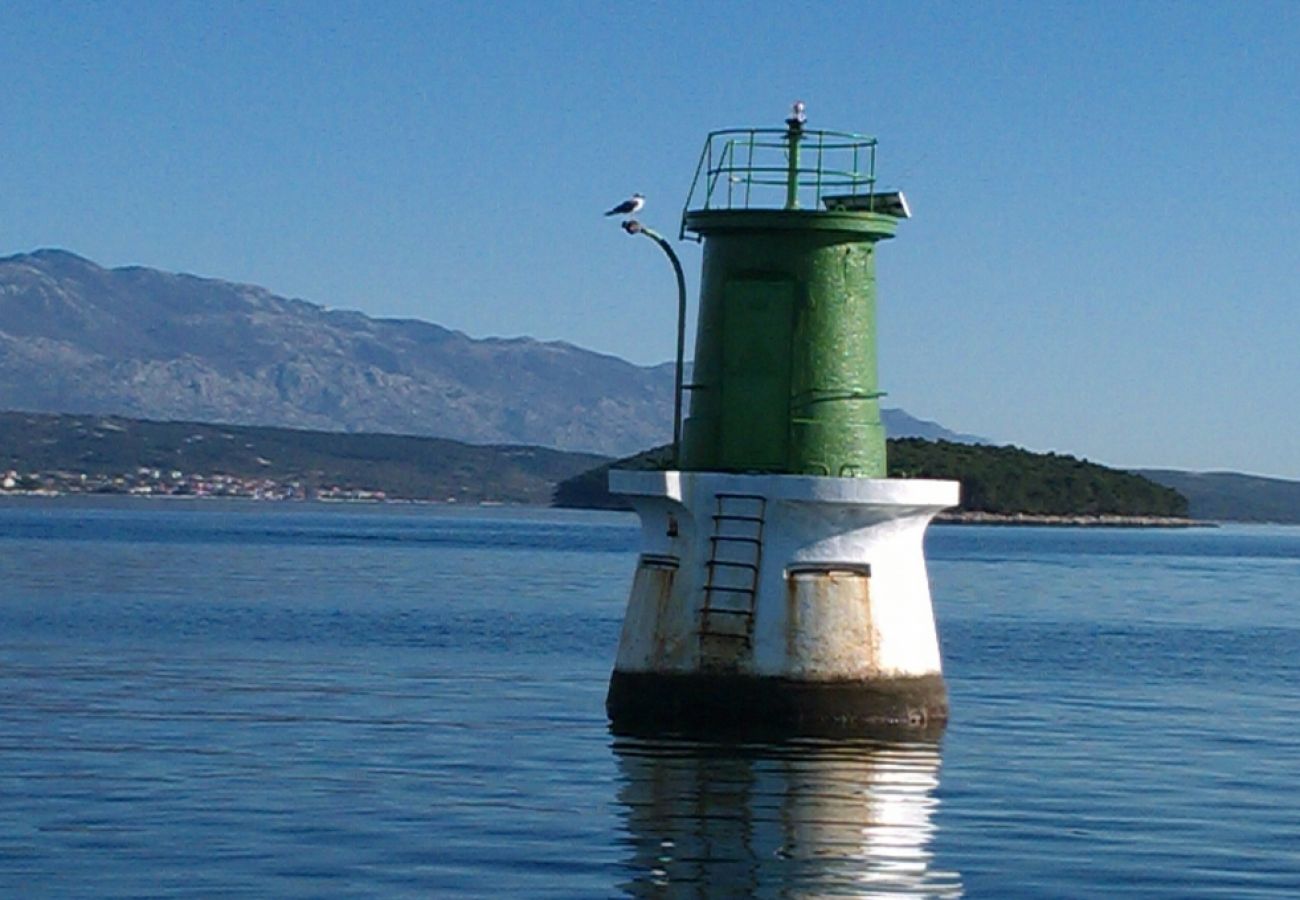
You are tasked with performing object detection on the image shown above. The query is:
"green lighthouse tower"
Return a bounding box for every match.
[680,110,900,478]
[607,105,956,736]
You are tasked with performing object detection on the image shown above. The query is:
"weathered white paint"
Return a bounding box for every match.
[609,470,959,682]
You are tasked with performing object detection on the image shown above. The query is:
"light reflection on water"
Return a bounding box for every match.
[613,737,962,897]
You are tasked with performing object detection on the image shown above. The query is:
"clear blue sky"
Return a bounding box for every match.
[3,1,1298,479]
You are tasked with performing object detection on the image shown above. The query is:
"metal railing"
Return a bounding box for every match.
[680,126,880,239]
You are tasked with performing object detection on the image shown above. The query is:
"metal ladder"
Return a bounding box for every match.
[699,493,767,662]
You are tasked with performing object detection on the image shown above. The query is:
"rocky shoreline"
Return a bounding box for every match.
[935,511,1210,528]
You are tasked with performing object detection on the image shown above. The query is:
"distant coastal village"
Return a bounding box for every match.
[2,467,389,502]
[0,412,592,508]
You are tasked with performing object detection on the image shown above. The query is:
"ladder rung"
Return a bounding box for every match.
[703,492,763,660]
[707,560,758,571]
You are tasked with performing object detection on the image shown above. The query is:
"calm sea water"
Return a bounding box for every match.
[0,498,1297,898]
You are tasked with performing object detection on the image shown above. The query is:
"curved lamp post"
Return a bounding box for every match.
[621,219,686,467]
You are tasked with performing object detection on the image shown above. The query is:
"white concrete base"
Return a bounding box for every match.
[607,470,959,732]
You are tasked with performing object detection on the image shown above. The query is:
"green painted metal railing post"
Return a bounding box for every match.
[785,117,803,210]
[681,121,877,228]
[622,220,687,466]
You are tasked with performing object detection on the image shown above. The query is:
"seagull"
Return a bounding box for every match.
[605,193,644,217]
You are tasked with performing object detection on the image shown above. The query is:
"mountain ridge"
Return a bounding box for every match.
[0,249,676,455]
[0,248,977,454]
[1134,469,1300,524]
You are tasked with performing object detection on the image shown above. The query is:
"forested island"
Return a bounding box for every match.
[889,438,1189,521]
[553,439,1193,524]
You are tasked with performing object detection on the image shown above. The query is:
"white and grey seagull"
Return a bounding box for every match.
[604,193,644,217]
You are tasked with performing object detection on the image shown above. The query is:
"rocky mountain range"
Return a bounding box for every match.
[0,249,680,456]
[0,249,978,455]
